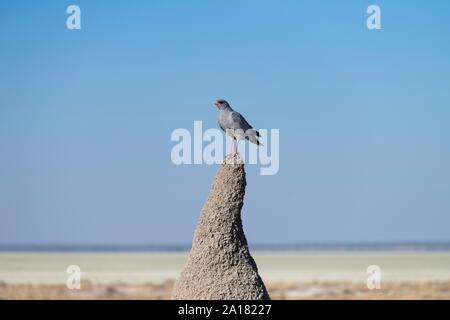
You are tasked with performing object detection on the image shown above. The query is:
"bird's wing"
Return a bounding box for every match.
[227,111,262,145]
[230,111,252,130]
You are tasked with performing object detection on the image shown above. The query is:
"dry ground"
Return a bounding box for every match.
[1,280,449,300]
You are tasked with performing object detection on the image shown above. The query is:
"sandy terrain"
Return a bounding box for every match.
[1,280,449,300]
[1,251,449,299]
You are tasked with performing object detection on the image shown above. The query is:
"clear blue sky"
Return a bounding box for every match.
[1,0,449,245]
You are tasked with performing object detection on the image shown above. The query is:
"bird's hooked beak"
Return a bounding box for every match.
[214,101,220,108]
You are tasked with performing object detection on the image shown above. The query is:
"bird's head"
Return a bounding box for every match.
[214,99,231,110]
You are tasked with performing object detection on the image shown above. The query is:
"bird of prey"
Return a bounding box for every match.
[214,99,262,155]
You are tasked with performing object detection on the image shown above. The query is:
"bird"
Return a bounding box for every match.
[214,99,262,155]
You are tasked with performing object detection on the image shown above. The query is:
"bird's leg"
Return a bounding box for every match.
[230,138,234,155]
[235,140,239,154]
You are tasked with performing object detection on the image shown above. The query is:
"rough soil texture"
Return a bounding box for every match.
[172,154,270,300]
[3,280,450,300]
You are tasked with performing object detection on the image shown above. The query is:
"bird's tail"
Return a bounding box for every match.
[245,131,264,146]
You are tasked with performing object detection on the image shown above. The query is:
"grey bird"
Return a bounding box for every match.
[214,99,262,154]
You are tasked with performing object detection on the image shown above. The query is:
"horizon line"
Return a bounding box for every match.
[1,241,450,252]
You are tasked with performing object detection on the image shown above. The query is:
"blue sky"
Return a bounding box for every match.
[1,0,449,245]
